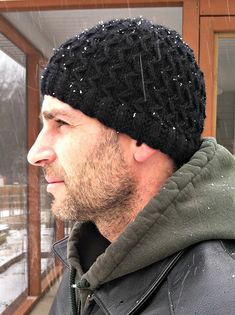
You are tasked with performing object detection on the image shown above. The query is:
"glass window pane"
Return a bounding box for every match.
[217,37,235,154]
[38,72,55,276]
[64,221,74,237]
[40,171,55,276]
[0,36,27,313]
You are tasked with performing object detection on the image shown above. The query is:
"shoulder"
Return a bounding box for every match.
[49,268,70,315]
[49,237,70,315]
[167,240,235,315]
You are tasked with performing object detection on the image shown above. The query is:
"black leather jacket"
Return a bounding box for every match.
[49,239,235,315]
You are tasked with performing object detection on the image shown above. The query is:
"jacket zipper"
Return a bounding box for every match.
[70,268,92,315]
[70,267,78,315]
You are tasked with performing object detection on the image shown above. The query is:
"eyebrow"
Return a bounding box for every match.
[39,110,74,122]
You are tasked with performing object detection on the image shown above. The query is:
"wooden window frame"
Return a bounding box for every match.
[200,0,235,16]
[200,16,235,136]
[0,0,182,11]
[0,0,200,314]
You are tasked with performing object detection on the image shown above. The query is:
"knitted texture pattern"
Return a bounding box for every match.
[41,18,206,165]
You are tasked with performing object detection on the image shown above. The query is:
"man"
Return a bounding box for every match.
[27,18,235,315]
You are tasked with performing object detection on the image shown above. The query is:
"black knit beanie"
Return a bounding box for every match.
[41,17,206,166]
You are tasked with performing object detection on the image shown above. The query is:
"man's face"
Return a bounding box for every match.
[27,96,136,223]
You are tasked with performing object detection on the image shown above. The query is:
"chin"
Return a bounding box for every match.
[51,199,65,220]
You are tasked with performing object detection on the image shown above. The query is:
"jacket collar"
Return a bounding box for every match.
[52,236,69,268]
[52,236,183,315]
[92,250,184,315]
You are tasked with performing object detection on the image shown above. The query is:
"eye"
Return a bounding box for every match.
[55,119,69,127]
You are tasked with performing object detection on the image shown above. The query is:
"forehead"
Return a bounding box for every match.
[41,95,85,120]
[42,95,74,112]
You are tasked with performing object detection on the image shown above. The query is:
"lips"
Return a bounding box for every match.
[46,178,65,193]
[45,177,64,184]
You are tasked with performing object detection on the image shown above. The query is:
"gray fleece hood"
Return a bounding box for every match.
[68,138,235,290]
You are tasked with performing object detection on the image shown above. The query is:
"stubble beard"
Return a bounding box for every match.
[45,130,137,225]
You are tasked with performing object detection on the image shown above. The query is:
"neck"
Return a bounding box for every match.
[96,213,135,242]
[95,180,168,242]
[96,158,175,242]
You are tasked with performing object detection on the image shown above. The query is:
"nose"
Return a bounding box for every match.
[27,131,56,167]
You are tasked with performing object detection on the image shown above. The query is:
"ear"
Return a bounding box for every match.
[133,142,157,162]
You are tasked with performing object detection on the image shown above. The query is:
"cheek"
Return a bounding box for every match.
[55,140,82,176]
[54,130,99,175]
